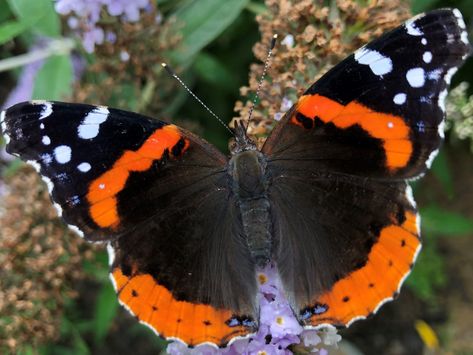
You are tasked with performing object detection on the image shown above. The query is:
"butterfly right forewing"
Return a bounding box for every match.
[263,8,470,327]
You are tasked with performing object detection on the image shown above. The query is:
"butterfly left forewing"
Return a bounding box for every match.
[2,101,258,347]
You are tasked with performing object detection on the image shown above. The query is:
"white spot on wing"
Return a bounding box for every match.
[354,48,392,76]
[461,31,469,45]
[54,145,72,164]
[77,162,91,172]
[421,38,427,45]
[406,68,425,88]
[40,153,53,165]
[41,175,54,193]
[425,149,439,169]
[40,123,45,129]
[393,93,406,105]
[68,225,85,238]
[53,202,63,217]
[453,8,466,29]
[438,120,445,138]
[42,135,51,145]
[26,160,41,173]
[427,69,442,81]
[35,102,53,120]
[405,185,416,208]
[78,106,109,139]
[387,122,394,128]
[99,183,105,189]
[445,67,458,85]
[109,272,118,292]
[405,19,423,36]
[423,51,432,63]
[438,89,448,113]
[107,243,116,266]
[69,195,80,205]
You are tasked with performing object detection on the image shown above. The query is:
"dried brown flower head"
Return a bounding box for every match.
[72,4,181,116]
[233,0,411,148]
[0,167,93,352]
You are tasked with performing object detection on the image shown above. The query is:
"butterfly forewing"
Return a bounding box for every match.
[1,7,471,349]
[1,101,258,346]
[263,8,471,179]
[263,8,470,327]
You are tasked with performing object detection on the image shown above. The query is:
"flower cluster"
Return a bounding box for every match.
[55,0,152,52]
[446,82,473,151]
[0,167,94,352]
[66,2,179,114]
[166,263,341,354]
[233,0,411,147]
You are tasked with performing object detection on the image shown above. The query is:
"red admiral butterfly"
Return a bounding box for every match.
[1,8,471,349]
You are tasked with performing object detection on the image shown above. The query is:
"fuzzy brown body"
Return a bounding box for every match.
[229,150,272,267]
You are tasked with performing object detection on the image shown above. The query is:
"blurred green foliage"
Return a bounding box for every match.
[0,0,472,352]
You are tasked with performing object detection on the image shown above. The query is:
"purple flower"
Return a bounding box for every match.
[2,48,45,110]
[166,263,341,354]
[54,0,151,53]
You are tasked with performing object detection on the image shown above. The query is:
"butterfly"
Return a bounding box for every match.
[1,8,471,349]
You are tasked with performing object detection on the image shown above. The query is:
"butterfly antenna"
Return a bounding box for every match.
[246,34,278,132]
[161,63,233,135]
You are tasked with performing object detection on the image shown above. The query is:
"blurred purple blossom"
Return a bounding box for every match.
[1,58,44,110]
[55,0,151,53]
[166,263,341,354]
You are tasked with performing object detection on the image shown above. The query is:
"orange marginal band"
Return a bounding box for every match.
[86,125,186,228]
[293,94,413,170]
[111,268,253,347]
[307,211,420,327]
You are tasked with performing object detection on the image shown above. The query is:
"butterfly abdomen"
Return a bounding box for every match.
[229,150,272,267]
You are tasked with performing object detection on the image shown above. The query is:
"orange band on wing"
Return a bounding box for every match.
[87,125,188,228]
[111,268,253,347]
[292,94,413,170]
[305,210,420,327]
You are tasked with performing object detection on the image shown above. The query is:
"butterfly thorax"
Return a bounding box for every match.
[230,120,257,154]
[229,149,272,268]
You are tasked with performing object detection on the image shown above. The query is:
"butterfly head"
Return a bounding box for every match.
[230,120,257,154]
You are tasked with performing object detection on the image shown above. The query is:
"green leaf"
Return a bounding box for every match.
[430,150,454,198]
[32,54,73,100]
[59,316,91,355]
[411,0,439,14]
[406,241,445,303]
[245,1,267,15]
[194,52,237,92]
[0,19,35,45]
[170,0,249,65]
[2,158,23,178]
[93,282,119,344]
[0,0,13,22]
[7,0,60,37]
[420,205,473,236]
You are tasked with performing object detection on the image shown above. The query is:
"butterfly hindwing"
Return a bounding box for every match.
[263,8,470,327]
[1,7,471,348]
[1,101,258,346]
[269,170,420,326]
